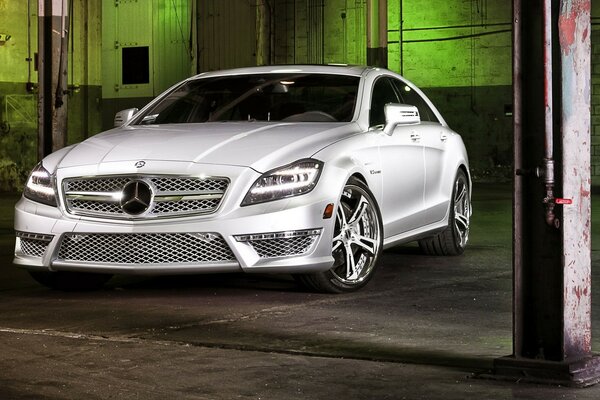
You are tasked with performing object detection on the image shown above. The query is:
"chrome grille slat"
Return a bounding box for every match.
[57,233,235,264]
[151,199,221,214]
[149,177,228,193]
[69,199,124,215]
[65,178,130,193]
[63,176,229,219]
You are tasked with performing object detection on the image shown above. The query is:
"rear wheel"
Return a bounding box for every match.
[28,271,113,291]
[419,169,470,255]
[295,177,383,293]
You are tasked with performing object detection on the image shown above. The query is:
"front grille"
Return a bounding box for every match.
[63,175,229,219]
[57,233,235,265]
[250,236,318,258]
[17,232,54,258]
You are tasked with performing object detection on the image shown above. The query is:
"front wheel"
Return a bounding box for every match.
[28,271,113,291]
[295,177,383,293]
[419,169,471,255]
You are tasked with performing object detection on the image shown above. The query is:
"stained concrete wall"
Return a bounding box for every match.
[591,22,600,178]
[1,1,598,189]
[387,0,513,178]
[0,0,102,190]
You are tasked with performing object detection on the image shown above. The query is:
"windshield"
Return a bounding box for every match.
[133,73,360,125]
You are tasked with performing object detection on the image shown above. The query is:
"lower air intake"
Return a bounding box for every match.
[57,232,235,265]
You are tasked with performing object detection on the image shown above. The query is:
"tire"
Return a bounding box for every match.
[419,169,471,256]
[295,177,383,293]
[28,271,112,291]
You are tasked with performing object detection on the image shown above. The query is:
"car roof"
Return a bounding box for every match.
[190,65,373,79]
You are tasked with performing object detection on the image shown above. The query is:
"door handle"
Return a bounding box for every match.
[440,132,448,142]
[410,132,421,141]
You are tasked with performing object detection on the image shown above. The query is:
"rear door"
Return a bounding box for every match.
[392,79,449,225]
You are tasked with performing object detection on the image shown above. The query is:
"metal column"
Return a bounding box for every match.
[367,0,387,67]
[491,0,600,386]
[38,0,69,160]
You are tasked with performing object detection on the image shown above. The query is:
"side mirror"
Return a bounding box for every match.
[383,104,420,135]
[114,108,139,127]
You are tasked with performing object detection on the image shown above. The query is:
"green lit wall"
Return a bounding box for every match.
[2,0,600,189]
[387,0,513,176]
[0,0,38,189]
[271,0,366,65]
[101,0,192,129]
[388,0,511,87]
[0,0,103,190]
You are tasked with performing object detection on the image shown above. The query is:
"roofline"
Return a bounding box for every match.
[189,65,373,79]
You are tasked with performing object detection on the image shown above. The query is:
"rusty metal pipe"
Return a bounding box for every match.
[543,0,556,226]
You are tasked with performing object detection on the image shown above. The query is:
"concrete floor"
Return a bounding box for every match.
[0,184,599,399]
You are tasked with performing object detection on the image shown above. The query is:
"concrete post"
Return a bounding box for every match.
[256,0,272,66]
[38,0,69,160]
[491,0,600,386]
[367,0,387,67]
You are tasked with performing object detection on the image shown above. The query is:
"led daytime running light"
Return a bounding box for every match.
[235,229,322,242]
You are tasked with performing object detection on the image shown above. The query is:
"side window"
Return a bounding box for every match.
[393,80,440,123]
[369,78,401,127]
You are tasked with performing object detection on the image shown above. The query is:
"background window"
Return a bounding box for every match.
[122,47,150,85]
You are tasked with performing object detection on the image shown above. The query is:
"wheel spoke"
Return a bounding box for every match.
[348,195,369,225]
[353,234,378,255]
[455,212,469,231]
[337,203,348,226]
[455,183,467,204]
[332,235,343,252]
[345,245,358,280]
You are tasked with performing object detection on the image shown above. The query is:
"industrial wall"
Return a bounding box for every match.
[0,0,102,190]
[101,0,193,129]
[391,0,513,178]
[0,0,599,190]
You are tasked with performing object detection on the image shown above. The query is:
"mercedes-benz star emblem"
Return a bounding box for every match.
[120,180,152,215]
[135,160,146,168]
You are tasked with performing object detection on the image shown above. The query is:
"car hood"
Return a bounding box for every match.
[58,122,358,172]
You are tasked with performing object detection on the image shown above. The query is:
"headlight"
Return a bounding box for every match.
[241,159,323,206]
[23,162,57,207]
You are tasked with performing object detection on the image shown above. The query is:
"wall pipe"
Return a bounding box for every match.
[542,0,556,226]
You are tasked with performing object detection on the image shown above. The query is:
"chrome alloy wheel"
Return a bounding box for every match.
[331,184,381,285]
[453,173,470,250]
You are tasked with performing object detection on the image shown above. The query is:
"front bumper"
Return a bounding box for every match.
[14,194,336,275]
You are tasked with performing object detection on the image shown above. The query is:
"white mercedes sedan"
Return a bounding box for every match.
[14,65,471,293]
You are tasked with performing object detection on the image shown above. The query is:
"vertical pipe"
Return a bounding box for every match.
[378,0,387,68]
[543,0,556,226]
[512,0,523,358]
[543,0,553,162]
[399,0,403,74]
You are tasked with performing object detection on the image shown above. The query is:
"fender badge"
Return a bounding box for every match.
[134,160,146,168]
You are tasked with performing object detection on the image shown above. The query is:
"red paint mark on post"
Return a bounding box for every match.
[555,198,573,205]
[559,14,576,52]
